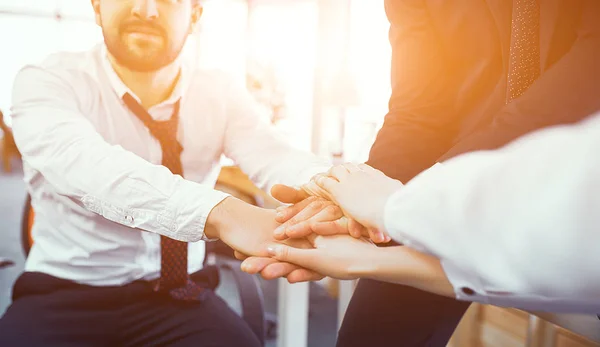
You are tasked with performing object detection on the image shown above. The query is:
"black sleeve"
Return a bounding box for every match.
[367,0,465,182]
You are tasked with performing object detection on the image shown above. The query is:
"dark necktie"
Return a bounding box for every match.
[123,93,204,301]
[507,0,541,102]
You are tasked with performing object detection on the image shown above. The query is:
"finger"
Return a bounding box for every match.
[311,218,349,236]
[241,257,278,274]
[274,196,319,224]
[301,180,332,200]
[287,269,325,283]
[267,244,319,270]
[367,228,386,243]
[259,262,303,280]
[329,164,351,181]
[342,162,362,173]
[234,250,249,261]
[314,176,341,199]
[274,199,331,239]
[285,204,344,239]
[270,184,310,204]
[348,218,365,239]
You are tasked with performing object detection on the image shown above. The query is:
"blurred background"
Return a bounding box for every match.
[0,0,392,162]
[0,1,392,346]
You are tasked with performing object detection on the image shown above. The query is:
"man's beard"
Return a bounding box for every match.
[101,22,187,72]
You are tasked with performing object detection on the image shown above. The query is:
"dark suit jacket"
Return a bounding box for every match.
[368,0,600,183]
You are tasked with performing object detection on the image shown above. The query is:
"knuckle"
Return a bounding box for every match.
[324,204,340,215]
[278,247,289,260]
[308,201,323,210]
[304,196,318,204]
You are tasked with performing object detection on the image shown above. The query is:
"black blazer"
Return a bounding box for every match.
[368,0,600,183]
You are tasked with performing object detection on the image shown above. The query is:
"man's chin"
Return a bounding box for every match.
[115,54,168,72]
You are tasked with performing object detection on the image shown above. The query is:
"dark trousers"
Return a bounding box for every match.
[0,271,261,347]
[336,279,470,347]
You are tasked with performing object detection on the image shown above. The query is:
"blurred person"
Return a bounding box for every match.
[0,109,20,173]
[0,0,336,345]
[255,111,600,315]
[245,0,600,345]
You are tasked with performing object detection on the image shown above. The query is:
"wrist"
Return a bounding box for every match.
[347,245,387,279]
[361,246,454,297]
[204,196,239,239]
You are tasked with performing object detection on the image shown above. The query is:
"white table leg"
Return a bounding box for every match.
[337,280,357,330]
[277,279,309,347]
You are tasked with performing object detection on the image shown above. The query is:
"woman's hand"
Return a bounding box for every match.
[302,163,404,231]
[243,234,379,281]
[243,234,455,298]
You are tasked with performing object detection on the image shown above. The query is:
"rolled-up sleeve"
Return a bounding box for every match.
[11,65,228,242]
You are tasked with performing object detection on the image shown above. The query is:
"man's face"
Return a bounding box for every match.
[92,0,202,72]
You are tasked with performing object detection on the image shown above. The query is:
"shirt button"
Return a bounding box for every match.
[461,287,476,296]
[125,215,134,224]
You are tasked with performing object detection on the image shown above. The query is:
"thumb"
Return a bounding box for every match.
[267,244,318,269]
[271,184,309,203]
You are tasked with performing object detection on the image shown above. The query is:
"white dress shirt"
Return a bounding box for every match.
[383,112,600,313]
[10,44,329,286]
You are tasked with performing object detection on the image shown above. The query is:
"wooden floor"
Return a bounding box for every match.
[449,304,600,347]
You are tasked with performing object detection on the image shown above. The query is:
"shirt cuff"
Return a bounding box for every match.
[441,259,489,304]
[382,162,445,245]
[167,179,230,242]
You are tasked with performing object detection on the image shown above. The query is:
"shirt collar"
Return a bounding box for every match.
[98,44,191,107]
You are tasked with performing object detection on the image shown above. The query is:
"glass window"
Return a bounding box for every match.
[344,0,392,162]
[0,0,58,15]
[196,0,248,76]
[246,1,319,152]
[56,0,96,20]
[0,15,61,118]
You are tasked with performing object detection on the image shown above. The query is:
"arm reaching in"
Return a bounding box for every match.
[242,234,454,298]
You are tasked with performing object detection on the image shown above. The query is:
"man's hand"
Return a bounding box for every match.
[206,196,324,282]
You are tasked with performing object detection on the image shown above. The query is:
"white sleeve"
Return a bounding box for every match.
[11,65,228,242]
[383,113,600,313]
[222,77,330,190]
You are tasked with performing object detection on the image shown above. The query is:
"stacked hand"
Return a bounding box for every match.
[239,163,404,281]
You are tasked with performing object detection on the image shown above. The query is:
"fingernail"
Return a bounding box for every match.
[274,226,285,237]
[267,246,277,256]
[241,263,252,272]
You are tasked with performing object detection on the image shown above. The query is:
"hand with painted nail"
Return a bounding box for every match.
[303,163,404,233]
